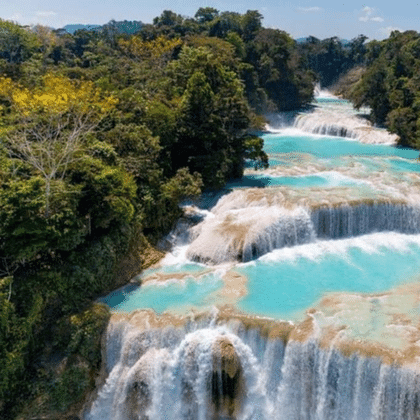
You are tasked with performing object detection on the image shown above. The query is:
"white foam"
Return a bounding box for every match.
[317,171,368,186]
[187,204,315,263]
[87,319,420,420]
[250,232,420,265]
[314,85,335,98]
[294,108,398,145]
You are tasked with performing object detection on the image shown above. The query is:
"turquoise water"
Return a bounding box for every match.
[263,133,419,161]
[225,173,360,189]
[389,158,420,173]
[101,271,224,314]
[316,97,349,104]
[101,99,420,321]
[101,236,420,319]
[236,238,420,320]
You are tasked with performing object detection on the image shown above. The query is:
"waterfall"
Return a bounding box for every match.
[265,111,299,130]
[311,202,420,239]
[85,315,420,420]
[89,92,420,420]
[294,109,399,145]
[187,205,316,263]
[185,190,420,264]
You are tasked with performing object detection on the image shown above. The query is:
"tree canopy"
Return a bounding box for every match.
[346,30,420,148]
[0,11,318,419]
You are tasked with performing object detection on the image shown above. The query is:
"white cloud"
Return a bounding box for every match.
[36,11,57,18]
[297,6,322,12]
[5,11,59,27]
[379,26,402,37]
[362,6,374,15]
[359,6,383,23]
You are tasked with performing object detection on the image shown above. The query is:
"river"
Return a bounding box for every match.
[85,92,420,419]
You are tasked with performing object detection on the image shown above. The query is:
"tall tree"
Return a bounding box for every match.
[0,73,117,217]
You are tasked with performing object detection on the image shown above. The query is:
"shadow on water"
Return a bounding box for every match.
[225,176,272,189]
[357,113,371,120]
[99,282,141,306]
[394,143,419,152]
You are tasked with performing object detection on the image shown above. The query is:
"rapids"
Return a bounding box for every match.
[87,91,420,419]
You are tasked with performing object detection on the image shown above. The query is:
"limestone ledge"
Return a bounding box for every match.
[109,280,420,371]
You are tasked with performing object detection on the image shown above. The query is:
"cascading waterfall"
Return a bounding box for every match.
[293,108,399,145]
[186,194,420,263]
[187,205,316,263]
[311,202,420,239]
[90,92,420,420]
[85,315,420,420]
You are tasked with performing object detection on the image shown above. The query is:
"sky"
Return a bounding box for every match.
[1,0,419,41]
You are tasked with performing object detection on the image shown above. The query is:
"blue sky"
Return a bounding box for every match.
[1,1,419,40]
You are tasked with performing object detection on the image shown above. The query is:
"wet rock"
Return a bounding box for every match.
[124,348,168,420]
[211,337,243,419]
[212,337,241,380]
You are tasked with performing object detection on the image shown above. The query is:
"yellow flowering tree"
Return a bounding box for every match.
[118,35,182,67]
[0,73,118,217]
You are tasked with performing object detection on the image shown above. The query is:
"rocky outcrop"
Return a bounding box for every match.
[124,349,168,420]
[211,337,243,419]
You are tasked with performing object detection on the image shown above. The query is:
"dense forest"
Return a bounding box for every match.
[298,30,420,150]
[0,9,317,419]
[1,7,419,419]
[343,30,420,149]
[297,34,368,87]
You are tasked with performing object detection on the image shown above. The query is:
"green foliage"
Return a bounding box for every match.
[208,11,242,38]
[153,10,184,29]
[74,158,137,230]
[245,28,314,111]
[241,10,263,42]
[168,45,257,187]
[48,363,90,411]
[13,303,110,418]
[102,123,162,185]
[0,20,40,64]
[244,136,269,169]
[161,167,203,201]
[298,35,368,88]
[0,7,317,418]
[65,303,110,366]
[0,177,86,261]
[348,30,420,147]
[386,107,418,145]
[226,31,246,59]
[0,279,44,418]
[141,99,178,153]
[48,303,109,411]
[186,35,238,68]
[195,7,219,24]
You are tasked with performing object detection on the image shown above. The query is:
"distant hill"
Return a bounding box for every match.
[62,24,101,34]
[103,20,144,34]
[61,20,143,35]
[296,36,350,45]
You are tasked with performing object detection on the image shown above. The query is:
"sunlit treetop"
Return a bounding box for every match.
[118,35,182,61]
[0,73,118,117]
